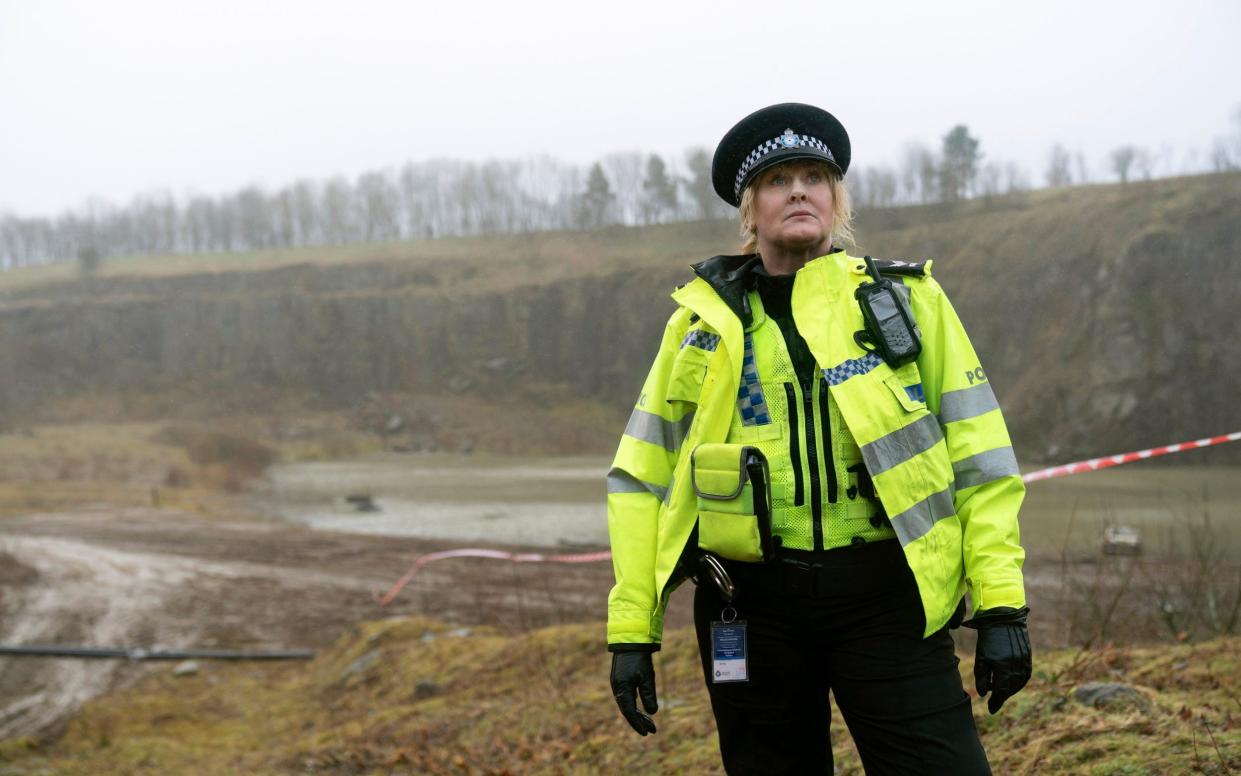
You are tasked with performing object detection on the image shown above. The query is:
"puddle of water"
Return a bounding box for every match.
[256,453,611,548]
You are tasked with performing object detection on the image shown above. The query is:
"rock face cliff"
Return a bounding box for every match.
[1,173,1238,463]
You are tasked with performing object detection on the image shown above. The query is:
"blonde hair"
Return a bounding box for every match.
[738,162,854,254]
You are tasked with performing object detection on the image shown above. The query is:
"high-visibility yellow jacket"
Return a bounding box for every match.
[606,249,1026,647]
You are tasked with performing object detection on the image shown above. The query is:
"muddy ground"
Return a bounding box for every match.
[1,471,1237,743]
[0,502,618,741]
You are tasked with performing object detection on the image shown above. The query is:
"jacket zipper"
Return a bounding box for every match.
[819,375,838,504]
[783,382,805,506]
[802,377,824,551]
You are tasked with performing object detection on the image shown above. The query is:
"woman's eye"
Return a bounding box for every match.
[771,174,786,185]
[807,172,822,183]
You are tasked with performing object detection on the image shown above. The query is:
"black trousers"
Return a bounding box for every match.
[693,540,991,776]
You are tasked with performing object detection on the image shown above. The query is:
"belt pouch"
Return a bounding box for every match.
[692,443,773,563]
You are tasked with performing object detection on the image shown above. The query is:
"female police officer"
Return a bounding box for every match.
[606,103,1031,775]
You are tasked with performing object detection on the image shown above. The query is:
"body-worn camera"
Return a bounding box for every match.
[854,255,922,367]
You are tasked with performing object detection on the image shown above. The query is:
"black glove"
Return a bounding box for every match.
[610,650,658,735]
[963,606,1031,714]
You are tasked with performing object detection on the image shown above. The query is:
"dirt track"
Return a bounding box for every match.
[0,504,618,740]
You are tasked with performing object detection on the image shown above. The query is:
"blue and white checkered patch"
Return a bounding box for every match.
[822,352,884,386]
[904,383,925,403]
[736,332,771,425]
[681,329,720,352]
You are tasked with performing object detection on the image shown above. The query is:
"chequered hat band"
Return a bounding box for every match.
[734,132,835,201]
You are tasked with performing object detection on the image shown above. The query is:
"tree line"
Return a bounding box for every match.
[2,107,1239,271]
[0,151,735,270]
[850,106,1241,208]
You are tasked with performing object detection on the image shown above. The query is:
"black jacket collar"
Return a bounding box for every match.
[689,254,761,327]
[690,248,841,327]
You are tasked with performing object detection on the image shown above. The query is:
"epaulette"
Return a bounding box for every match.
[870,257,932,278]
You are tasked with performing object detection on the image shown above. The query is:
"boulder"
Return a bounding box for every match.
[1074,682,1150,712]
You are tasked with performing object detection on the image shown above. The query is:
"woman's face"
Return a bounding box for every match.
[752,160,835,256]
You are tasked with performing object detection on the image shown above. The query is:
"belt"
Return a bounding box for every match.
[716,539,904,598]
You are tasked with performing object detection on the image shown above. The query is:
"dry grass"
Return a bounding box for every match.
[0,394,621,521]
[151,426,277,492]
[0,418,307,516]
[0,421,190,516]
[0,617,1235,775]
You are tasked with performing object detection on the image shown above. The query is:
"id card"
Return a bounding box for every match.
[710,620,748,683]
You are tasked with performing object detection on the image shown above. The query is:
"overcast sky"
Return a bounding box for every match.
[1,0,1238,217]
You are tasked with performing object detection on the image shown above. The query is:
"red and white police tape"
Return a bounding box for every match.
[1020,430,1241,483]
[373,547,612,605]
[373,429,1241,605]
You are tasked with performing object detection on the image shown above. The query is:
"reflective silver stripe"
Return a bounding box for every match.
[672,411,694,449]
[860,414,944,476]
[623,408,694,452]
[607,467,668,502]
[939,382,1000,425]
[952,446,1019,490]
[890,487,955,546]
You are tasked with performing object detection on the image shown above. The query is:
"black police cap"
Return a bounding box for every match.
[711,102,851,207]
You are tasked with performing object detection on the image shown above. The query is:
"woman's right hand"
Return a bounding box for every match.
[610,651,659,735]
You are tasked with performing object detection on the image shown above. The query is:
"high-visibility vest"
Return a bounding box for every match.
[606,249,1026,647]
[723,287,897,551]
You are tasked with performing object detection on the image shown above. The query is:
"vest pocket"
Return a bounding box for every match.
[667,344,712,405]
[883,373,928,413]
[692,443,773,563]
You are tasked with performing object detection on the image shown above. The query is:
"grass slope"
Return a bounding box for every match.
[2,617,1236,775]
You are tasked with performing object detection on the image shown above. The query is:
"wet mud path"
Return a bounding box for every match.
[0,505,616,739]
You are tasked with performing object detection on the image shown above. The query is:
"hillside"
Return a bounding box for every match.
[0,617,1236,775]
[1,172,1239,463]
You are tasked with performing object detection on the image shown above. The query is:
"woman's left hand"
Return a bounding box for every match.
[965,606,1032,714]
[610,651,659,735]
